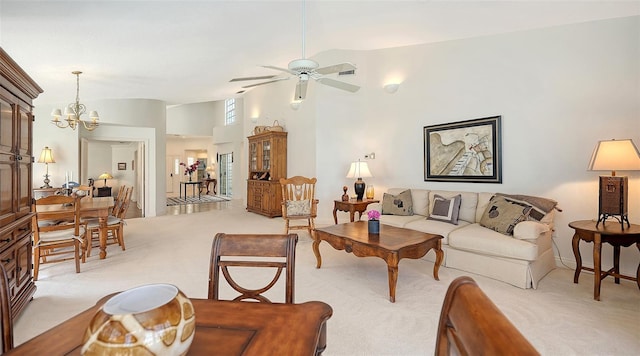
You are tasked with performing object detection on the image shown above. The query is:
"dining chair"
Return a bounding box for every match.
[111,185,127,215]
[208,233,298,303]
[74,184,93,198]
[0,263,12,354]
[32,195,86,281]
[280,176,318,236]
[82,186,133,261]
[435,276,539,356]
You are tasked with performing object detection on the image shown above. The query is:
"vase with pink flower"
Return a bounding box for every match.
[367,210,380,234]
[180,161,200,181]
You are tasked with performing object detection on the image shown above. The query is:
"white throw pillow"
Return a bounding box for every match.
[286,200,310,216]
[427,194,462,225]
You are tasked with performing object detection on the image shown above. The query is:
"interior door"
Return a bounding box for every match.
[219,153,233,196]
[166,155,179,195]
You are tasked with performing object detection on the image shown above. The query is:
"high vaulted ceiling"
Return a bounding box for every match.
[1,1,638,106]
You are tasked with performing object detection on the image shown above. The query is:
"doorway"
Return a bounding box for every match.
[219,153,233,196]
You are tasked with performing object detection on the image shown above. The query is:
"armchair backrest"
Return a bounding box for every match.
[280,176,317,218]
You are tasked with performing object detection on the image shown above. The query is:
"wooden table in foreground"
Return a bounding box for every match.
[569,220,640,301]
[35,196,114,259]
[7,298,332,355]
[314,221,443,302]
[332,199,379,224]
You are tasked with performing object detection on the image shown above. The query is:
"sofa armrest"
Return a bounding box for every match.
[365,202,383,217]
[513,221,550,241]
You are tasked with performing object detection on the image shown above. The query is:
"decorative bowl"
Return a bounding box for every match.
[81,284,195,355]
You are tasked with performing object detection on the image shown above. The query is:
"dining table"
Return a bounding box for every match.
[35,196,114,259]
[7,296,333,355]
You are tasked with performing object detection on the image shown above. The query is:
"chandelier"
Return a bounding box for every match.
[51,71,99,131]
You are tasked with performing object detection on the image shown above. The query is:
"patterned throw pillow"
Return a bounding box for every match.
[480,195,532,235]
[427,194,462,225]
[286,200,310,216]
[381,190,413,216]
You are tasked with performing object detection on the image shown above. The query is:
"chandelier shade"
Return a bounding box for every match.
[51,71,99,131]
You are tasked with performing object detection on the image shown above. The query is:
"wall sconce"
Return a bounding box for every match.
[588,138,640,229]
[251,117,259,123]
[383,83,400,94]
[290,101,301,110]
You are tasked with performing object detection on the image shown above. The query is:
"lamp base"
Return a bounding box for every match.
[596,213,630,230]
[41,175,52,189]
[597,176,629,230]
[354,179,365,201]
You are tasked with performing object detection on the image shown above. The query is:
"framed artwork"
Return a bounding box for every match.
[118,162,127,170]
[424,116,502,183]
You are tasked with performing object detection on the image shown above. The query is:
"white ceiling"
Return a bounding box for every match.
[1,1,638,106]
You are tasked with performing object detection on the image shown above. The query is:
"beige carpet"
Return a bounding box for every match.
[14,200,640,355]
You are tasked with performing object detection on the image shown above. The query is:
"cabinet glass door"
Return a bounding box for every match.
[262,141,271,170]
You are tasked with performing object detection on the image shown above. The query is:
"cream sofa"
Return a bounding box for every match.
[367,188,558,289]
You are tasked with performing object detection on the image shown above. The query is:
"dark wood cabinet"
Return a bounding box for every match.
[247,131,287,217]
[96,187,112,197]
[0,48,43,319]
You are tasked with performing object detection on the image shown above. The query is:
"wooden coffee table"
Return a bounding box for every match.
[313,221,443,302]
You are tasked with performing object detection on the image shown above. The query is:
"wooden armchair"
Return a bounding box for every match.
[208,233,298,303]
[435,276,539,356]
[32,195,86,281]
[280,176,318,236]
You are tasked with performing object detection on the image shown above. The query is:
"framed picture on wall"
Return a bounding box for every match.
[424,116,502,183]
[118,162,127,170]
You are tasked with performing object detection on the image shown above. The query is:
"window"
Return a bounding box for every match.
[225,98,236,125]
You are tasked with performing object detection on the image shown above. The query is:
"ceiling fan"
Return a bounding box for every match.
[230,0,360,101]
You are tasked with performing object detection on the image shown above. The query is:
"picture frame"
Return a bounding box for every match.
[424,116,502,183]
[118,162,127,170]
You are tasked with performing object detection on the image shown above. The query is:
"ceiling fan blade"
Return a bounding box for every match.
[315,62,356,75]
[242,77,289,89]
[263,65,297,75]
[294,80,308,101]
[230,75,278,82]
[317,78,360,93]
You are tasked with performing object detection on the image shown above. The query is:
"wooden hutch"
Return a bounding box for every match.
[0,48,43,318]
[247,131,287,217]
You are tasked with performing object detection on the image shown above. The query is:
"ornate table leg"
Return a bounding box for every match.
[433,245,443,281]
[593,233,602,301]
[332,205,338,224]
[386,254,399,303]
[613,245,621,284]
[312,239,322,269]
[99,214,108,259]
[349,208,356,222]
[572,231,582,283]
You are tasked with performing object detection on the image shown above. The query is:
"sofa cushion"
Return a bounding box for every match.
[404,219,470,245]
[379,214,425,228]
[387,188,429,216]
[428,194,461,224]
[382,190,413,216]
[513,221,550,240]
[479,196,531,235]
[286,200,310,216]
[448,223,540,261]
[429,191,478,224]
[496,193,558,222]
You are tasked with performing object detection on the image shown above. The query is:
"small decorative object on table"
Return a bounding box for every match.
[341,186,349,201]
[368,210,381,234]
[180,161,200,182]
[366,185,375,200]
[82,283,195,355]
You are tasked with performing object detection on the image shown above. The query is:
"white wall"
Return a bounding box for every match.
[244,17,640,275]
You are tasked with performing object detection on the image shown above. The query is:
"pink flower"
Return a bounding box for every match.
[180,161,200,175]
[367,210,381,221]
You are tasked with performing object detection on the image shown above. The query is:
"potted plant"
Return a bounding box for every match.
[367,210,380,234]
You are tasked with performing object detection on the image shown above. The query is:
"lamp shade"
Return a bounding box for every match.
[37,147,55,164]
[346,161,372,179]
[98,172,113,180]
[588,139,640,174]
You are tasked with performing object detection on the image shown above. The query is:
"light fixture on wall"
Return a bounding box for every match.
[346,160,373,201]
[290,101,301,110]
[51,71,99,131]
[383,83,400,94]
[588,138,640,229]
[98,172,113,188]
[37,146,55,188]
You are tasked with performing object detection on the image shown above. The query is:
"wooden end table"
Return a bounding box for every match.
[569,220,640,301]
[314,221,443,302]
[333,199,379,224]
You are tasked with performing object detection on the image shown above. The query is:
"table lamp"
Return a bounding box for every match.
[206,166,215,178]
[37,146,55,188]
[588,139,640,229]
[98,172,113,187]
[346,160,372,201]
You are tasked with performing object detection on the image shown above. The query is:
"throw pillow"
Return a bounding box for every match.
[381,190,413,216]
[479,195,532,235]
[427,194,462,225]
[286,200,310,216]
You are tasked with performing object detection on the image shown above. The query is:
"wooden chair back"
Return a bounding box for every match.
[208,233,298,304]
[114,186,133,219]
[435,276,539,356]
[31,195,84,281]
[0,264,12,354]
[74,185,93,198]
[111,185,127,215]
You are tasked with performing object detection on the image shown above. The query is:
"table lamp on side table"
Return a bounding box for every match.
[588,139,640,229]
[37,146,55,188]
[98,172,113,187]
[346,160,372,201]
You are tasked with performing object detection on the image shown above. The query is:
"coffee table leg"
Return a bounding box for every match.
[433,247,443,281]
[312,239,322,269]
[387,264,398,303]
